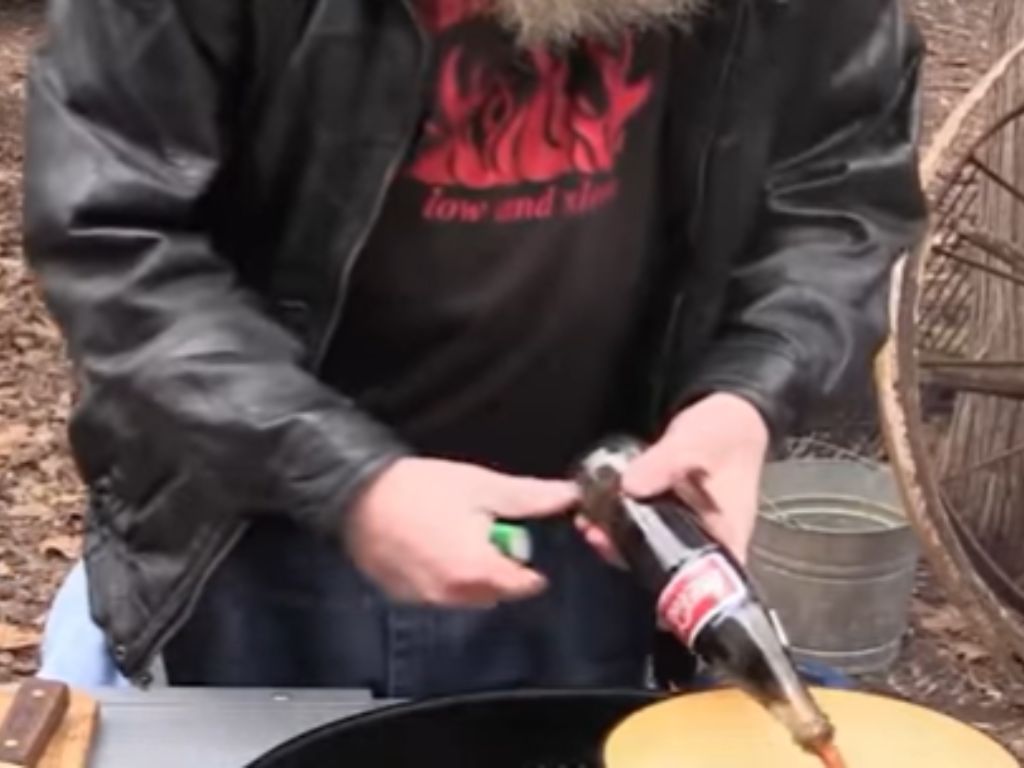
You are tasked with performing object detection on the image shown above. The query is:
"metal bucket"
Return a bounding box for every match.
[749,459,919,676]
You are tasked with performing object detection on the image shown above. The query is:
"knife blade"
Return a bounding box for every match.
[0,679,70,767]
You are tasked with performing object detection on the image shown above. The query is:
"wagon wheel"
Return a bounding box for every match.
[877,35,1024,679]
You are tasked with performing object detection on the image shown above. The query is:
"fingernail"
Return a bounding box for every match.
[584,528,609,550]
[522,575,547,597]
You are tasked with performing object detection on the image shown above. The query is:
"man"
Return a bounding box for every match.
[24,0,926,694]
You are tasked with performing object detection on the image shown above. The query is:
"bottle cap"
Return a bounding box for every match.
[577,435,646,480]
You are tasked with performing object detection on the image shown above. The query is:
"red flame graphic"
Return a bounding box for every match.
[416,0,490,33]
[408,36,653,189]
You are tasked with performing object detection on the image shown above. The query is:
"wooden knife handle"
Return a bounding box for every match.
[0,680,70,767]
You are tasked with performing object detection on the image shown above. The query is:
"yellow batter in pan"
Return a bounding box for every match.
[604,688,1018,768]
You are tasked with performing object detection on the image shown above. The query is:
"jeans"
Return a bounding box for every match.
[39,562,132,688]
[162,517,656,697]
[39,529,851,694]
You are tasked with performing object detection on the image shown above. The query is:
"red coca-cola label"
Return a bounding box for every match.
[656,553,748,646]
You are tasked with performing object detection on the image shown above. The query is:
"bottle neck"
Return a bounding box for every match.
[699,603,835,750]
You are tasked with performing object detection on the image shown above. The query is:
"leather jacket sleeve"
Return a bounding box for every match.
[677,0,927,439]
[23,0,409,538]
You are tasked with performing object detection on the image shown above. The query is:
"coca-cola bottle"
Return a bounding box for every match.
[576,436,843,764]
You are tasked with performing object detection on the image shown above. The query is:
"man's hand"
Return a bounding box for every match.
[345,458,578,608]
[579,393,770,564]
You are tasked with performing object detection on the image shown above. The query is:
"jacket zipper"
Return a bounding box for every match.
[649,0,749,428]
[127,2,432,686]
[313,0,431,370]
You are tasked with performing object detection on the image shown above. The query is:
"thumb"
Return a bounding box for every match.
[494,477,579,519]
[621,441,679,499]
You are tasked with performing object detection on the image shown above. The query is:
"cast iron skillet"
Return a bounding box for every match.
[244,688,664,768]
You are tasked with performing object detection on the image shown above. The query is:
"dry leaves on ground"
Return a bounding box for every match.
[38,535,80,560]
[0,622,39,653]
[0,2,81,683]
[0,422,29,454]
[919,603,971,635]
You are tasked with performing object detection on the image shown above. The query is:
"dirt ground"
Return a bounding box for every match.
[0,0,84,683]
[1,0,1023,760]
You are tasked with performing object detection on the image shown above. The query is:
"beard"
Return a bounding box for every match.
[490,0,708,47]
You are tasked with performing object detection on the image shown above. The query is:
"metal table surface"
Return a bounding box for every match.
[87,688,386,767]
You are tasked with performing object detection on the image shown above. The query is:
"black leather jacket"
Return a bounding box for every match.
[23,0,926,680]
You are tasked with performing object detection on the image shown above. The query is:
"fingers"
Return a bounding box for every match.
[678,467,717,513]
[432,552,548,607]
[621,443,716,516]
[620,440,679,498]
[485,555,549,600]
[575,515,626,569]
[493,476,579,519]
[697,484,757,564]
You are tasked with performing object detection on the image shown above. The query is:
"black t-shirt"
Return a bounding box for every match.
[325,2,670,476]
